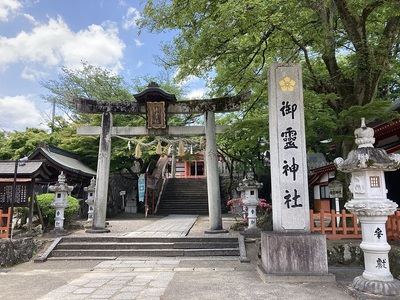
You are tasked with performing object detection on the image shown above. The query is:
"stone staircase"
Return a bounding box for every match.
[157,178,209,215]
[36,236,241,261]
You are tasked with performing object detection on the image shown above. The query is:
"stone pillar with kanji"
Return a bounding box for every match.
[259,63,332,282]
[49,172,73,235]
[334,118,400,296]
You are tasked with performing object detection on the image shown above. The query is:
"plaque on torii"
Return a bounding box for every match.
[72,83,250,233]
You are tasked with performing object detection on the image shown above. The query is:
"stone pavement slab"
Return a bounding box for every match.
[124,214,198,237]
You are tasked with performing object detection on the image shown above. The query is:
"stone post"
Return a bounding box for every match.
[171,153,176,178]
[204,111,227,233]
[237,172,263,235]
[87,111,112,233]
[84,177,96,221]
[334,118,400,296]
[259,63,332,282]
[49,172,73,235]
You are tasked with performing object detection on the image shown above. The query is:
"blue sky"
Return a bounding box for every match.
[0,0,206,132]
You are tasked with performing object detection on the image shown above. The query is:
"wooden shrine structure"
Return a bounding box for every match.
[0,160,51,238]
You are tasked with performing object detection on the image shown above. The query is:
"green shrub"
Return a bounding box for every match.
[36,193,80,226]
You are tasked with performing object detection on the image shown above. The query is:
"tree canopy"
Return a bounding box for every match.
[140,0,400,159]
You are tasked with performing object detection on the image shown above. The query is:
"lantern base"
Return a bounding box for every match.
[351,276,400,296]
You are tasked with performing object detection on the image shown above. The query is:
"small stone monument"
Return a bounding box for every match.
[237,171,263,235]
[334,118,400,296]
[84,177,96,221]
[49,172,73,235]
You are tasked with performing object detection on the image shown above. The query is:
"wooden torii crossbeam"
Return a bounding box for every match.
[72,83,250,233]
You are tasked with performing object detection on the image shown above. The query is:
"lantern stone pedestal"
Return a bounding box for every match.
[334,118,400,296]
[84,177,96,222]
[48,172,73,236]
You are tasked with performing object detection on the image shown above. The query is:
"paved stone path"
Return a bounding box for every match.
[2,215,358,300]
[124,214,198,237]
[35,256,355,300]
[38,259,180,300]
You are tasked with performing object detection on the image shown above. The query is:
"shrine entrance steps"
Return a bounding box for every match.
[157,178,210,215]
[36,236,240,262]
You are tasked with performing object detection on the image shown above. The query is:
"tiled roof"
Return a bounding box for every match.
[29,145,96,177]
[0,160,51,179]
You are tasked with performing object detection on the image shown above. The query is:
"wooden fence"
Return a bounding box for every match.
[386,210,400,241]
[310,209,400,241]
[0,207,11,238]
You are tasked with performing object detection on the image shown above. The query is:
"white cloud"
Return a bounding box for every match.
[22,13,39,25]
[134,38,144,47]
[0,95,45,131]
[173,67,202,86]
[21,66,48,81]
[0,0,22,22]
[185,88,207,99]
[0,16,125,75]
[61,22,125,71]
[122,7,141,30]
[136,60,143,68]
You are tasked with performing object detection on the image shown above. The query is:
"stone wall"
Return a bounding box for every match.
[0,238,42,267]
[327,240,364,266]
[107,173,137,216]
[327,240,400,278]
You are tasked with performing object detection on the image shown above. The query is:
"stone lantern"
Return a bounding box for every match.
[334,118,400,296]
[84,177,96,221]
[237,172,263,233]
[48,172,73,234]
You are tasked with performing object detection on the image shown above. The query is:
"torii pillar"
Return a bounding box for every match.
[204,111,227,233]
[72,83,250,233]
[86,111,112,233]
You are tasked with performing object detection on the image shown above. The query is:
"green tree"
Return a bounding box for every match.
[140,0,400,158]
[41,61,134,119]
[0,128,59,160]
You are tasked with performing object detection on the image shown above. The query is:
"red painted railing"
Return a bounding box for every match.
[0,207,11,238]
[387,211,400,241]
[310,209,400,241]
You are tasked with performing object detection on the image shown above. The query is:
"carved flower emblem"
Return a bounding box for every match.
[279,76,296,92]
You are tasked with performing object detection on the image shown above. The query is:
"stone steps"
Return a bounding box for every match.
[37,236,240,262]
[49,248,240,258]
[158,178,209,214]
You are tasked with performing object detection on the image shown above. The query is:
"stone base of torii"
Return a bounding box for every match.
[72,84,250,233]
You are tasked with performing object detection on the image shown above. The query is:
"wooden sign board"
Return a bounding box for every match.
[0,181,30,207]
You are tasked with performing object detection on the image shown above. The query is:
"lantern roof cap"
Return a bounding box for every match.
[355,117,375,148]
[237,171,263,191]
[334,118,400,172]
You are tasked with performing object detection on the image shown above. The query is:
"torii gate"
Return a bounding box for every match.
[72,82,250,233]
